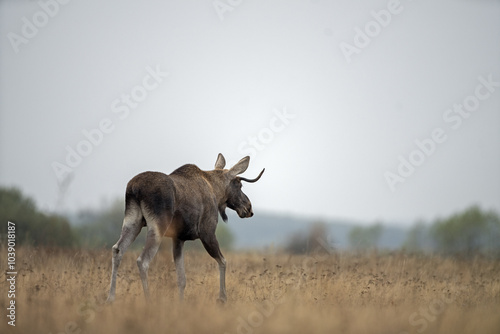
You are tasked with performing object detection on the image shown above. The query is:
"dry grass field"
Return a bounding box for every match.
[1,246,500,334]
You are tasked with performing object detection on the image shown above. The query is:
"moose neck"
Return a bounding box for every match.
[203,170,229,205]
[203,170,231,221]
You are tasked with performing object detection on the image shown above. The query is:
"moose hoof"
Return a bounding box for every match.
[216,297,227,305]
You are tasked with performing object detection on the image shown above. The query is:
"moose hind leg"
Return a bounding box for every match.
[107,209,143,303]
[137,224,163,300]
[201,234,227,303]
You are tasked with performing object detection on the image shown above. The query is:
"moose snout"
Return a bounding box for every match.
[245,205,254,218]
[237,206,253,218]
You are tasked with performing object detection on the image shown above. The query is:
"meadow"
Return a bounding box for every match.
[1,246,499,334]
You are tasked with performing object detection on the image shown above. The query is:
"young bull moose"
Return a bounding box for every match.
[107,154,264,303]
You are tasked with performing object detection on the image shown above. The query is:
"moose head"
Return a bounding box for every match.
[214,153,265,221]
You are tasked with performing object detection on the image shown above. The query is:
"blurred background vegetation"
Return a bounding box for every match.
[1,186,499,258]
[0,187,77,247]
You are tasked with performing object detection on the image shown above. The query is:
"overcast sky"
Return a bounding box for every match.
[1,0,499,225]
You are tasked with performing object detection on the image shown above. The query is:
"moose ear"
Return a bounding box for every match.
[229,156,250,176]
[215,153,226,169]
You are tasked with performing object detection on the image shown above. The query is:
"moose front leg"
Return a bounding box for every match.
[173,238,186,301]
[216,255,227,303]
[201,234,227,303]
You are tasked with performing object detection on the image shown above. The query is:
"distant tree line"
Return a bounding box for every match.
[0,187,77,247]
[2,187,499,257]
[405,206,500,257]
[286,206,500,258]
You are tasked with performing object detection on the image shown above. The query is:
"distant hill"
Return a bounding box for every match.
[223,211,409,250]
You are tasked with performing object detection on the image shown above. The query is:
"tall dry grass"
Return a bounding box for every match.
[1,246,499,334]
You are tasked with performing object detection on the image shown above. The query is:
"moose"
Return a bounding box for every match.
[106,153,264,303]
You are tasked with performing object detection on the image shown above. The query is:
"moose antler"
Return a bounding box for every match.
[240,168,265,183]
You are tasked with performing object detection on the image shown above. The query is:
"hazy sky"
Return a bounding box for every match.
[1,0,499,225]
